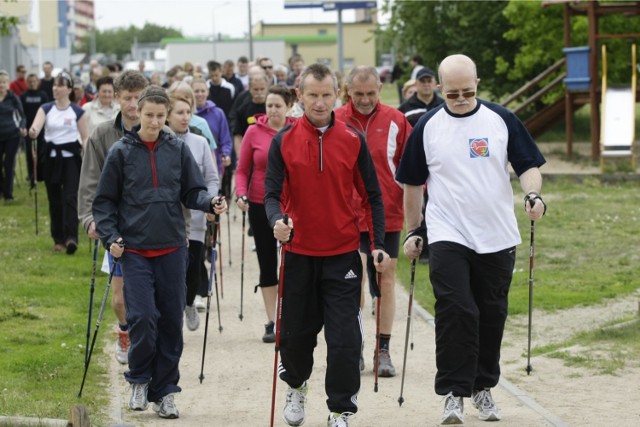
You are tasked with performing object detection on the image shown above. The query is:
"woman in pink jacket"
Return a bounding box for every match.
[235,86,296,343]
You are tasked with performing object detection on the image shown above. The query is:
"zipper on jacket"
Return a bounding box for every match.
[149,150,158,188]
[318,133,323,172]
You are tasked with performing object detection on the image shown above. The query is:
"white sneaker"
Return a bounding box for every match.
[194,295,206,312]
[328,411,354,427]
[283,381,307,426]
[115,329,129,365]
[472,388,501,421]
[152,393,179,419]
[185,304,200,331]
[441,392,464,424]
[128,382,149,411]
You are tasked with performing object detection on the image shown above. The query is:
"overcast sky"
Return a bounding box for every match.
[93,0,384,39]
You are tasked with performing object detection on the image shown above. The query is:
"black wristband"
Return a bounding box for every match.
[524,193,547,215]
[404,225,427,244]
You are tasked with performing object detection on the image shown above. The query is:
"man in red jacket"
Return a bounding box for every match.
[265,63,389,427]
[335,65,412,378]
[9,65,28,96]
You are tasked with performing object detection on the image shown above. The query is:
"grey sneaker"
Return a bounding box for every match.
[327,411,354,427]
[185,304,200,331]
[128,382,149,411]
[115,329,129,365]
[194,295,206,312]
[472,388,501,421]
[283,382,307,426]
[373,349,396,377]
[262,321,275,343]
[441,392,464,424]
[152,393,179,419]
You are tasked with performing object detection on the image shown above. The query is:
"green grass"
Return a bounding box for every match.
[397,177,640,316]
[533,318,640,374]
[0,157,112,424]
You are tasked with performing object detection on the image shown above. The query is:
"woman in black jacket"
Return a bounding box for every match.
[0,70,27,201]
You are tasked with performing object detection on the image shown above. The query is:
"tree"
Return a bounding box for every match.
[1,0,19,36]
[78,23,182,59]
[381,0,520,98]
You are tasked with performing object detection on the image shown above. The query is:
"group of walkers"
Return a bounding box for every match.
[2,51,547,426]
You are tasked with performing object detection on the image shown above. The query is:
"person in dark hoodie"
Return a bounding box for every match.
[92,85,227,420]
[20,73,49,188]
[0,70,27,200]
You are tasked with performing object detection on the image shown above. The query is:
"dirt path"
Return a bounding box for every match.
[104,195,639,426]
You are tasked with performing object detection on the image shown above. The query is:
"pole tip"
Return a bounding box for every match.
[398,397,404,406]
[526,364,533,375]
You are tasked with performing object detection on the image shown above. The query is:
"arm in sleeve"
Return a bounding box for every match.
[355,134,385,250]
[200,122,218,151]
[217,112,233,158]
[395,119,429,186]
[13,93,26,128]
[235,127,254,197]
[264,133,286,228]
[180,142,212,212]
[92,147,123,249]
[393,115,412,168]
[202,139,220,196]
[77,131,106,232]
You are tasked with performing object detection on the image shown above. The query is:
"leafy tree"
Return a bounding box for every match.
[77,23,182,59]
[1,0,19,36]
[382,0,640,100]
[381,0,520,99]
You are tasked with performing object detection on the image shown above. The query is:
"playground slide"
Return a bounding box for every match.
[601,87,635,155]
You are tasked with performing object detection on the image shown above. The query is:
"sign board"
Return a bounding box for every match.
[284,0,377,10]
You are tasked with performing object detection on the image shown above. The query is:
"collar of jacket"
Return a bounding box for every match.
[300,110,336,134]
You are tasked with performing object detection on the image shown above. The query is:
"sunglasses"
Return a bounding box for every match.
[444,90,476,100]
[262,66,273,70]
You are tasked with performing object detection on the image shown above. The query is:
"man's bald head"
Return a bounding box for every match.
[437,54,479,115]
[438,54,477,87]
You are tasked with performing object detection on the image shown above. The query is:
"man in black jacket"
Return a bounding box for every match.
[20,73,49,187]
[398,67,444,126]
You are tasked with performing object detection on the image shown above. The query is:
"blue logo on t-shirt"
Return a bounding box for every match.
[469,138,490,158]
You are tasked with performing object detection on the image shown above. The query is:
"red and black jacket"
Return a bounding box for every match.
[264,112,385,256]
[335,101,411,233]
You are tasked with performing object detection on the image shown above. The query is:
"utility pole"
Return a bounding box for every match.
[248,0,253,60]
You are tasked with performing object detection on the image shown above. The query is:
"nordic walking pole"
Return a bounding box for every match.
[199,200,225,384]
[270,214,289,427]
[374,251,383,393]
[78,249,121,398]
[217,212,225,299]
[31,139,38,235]
[526,216,536,375]
[227,209,232,266]
[239,199,247,321]
[84,240,99,364]
[399,238,421,406]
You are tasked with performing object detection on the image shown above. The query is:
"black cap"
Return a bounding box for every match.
[416,67,435,80]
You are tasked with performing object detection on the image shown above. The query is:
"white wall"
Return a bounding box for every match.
[165,40,285,69]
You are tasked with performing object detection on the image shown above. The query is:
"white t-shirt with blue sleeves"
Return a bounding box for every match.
[396,100,545,254]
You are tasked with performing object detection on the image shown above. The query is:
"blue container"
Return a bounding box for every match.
[563,46,591,90]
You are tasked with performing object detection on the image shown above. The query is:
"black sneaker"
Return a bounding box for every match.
[262,321,275,343]
[66,240,78,255]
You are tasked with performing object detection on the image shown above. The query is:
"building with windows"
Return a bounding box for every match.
[1,0,95,72]
[252,19,376,71]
